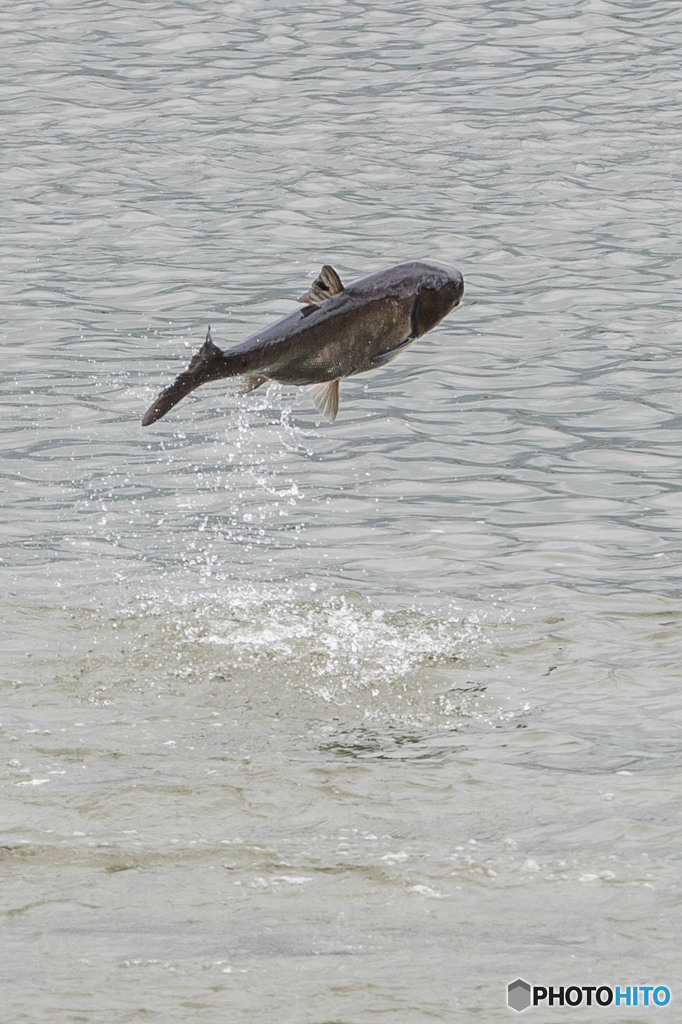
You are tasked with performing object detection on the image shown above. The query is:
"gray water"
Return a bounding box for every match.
[2,1,681,1021]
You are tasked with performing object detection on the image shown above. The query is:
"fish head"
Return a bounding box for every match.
[411,261,464,337]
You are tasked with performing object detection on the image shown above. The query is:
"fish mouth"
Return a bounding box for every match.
[454,273,465,301]
[448,276,464,309]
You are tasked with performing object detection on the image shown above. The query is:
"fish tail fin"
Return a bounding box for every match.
[142,327,232,426]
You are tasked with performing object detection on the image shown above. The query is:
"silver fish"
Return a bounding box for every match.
[142,259,464,426]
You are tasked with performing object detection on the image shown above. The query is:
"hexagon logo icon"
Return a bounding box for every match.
[508,978,532,1012]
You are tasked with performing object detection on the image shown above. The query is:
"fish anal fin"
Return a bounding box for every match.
[298,265,344,306]
[309,380,340,422]
[241,373,269,394]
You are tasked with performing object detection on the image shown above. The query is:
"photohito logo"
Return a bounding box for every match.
[507,979,671,1012]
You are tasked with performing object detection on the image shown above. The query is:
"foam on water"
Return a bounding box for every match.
[38,583,504,713]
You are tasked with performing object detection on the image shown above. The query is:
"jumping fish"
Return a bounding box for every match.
[142,260,464,425]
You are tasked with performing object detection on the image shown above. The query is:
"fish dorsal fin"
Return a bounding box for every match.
[309,380,340,422]
[298,265,344,306]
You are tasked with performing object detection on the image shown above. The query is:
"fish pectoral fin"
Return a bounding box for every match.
[309,380,340,422]
[297,265,345,305]
[241,373,269,394]
[371,335,415,367]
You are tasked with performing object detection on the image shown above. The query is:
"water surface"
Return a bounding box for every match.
[2,1,682,1021]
